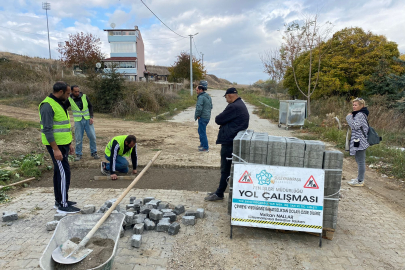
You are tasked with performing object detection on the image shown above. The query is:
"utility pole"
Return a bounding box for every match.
[189,33,198,96]
[201,53,204,70]
[42,2,51,59]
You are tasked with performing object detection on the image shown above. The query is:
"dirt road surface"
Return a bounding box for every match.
[0,88,405,269]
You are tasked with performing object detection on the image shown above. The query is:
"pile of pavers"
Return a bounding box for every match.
[43,196,206,248]
[98,196,205,248]
[229,130,343,233]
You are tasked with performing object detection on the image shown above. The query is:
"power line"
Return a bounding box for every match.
[193,38,201,57]
[140,0,187,38]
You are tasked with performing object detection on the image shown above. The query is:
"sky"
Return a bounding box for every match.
[0,0,404,85]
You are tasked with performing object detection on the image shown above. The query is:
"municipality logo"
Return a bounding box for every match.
[256,170,273,185]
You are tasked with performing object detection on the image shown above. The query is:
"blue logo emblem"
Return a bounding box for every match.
[256,170,273,185]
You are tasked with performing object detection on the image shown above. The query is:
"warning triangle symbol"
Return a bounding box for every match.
[304,175,319,189]
[238,171,253,184]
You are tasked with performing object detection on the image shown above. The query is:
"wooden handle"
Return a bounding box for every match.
[0,177,35,189]
[93,176,134,181]
[79,151,162,247]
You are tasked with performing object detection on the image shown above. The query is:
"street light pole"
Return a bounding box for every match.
[201,53,204,70]
[42,2,51,59]
[189,33,198,96]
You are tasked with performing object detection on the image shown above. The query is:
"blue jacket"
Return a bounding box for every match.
[215,97,249,145]
[194,91,213,120]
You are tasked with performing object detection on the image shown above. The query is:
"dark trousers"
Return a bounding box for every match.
[215,144,233,197]
[46,145,71,208]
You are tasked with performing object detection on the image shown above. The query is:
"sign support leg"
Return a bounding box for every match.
[230,216,233,239]
[319,232,322,247]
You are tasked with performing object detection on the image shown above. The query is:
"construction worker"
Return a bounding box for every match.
[39,81,80,213]
[65,85,100,161]
[101,135,138,180]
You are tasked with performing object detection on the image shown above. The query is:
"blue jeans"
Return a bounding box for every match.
[105,155,129,173]
[74,118,97,156]
[198,118,209,150]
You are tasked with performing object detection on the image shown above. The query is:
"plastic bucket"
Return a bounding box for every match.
[39,213,125,270]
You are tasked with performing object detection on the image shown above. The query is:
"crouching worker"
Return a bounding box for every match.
[101,135,138,180]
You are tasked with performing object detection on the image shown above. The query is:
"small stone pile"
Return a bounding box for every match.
[98,196,205,249]
[2,211,18,225]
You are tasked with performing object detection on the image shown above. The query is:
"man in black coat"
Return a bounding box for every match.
[205,88,249,201]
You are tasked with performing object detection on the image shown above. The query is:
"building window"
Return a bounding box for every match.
[105,61,136,69]
[111,42,136,53]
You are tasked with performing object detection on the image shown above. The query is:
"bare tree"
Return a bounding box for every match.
[281,14,332,116]
[260,48,286,82]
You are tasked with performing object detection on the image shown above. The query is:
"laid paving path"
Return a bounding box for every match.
[1,183,404,269]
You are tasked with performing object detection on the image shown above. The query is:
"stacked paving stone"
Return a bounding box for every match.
[249,132,269,164]
[322,150,344,230]
[96,197,206,249]
[230,131,344,231]
[284,137,306,167]
[304,140,325,169]
[266,136,287,166]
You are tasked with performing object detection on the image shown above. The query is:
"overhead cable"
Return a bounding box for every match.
[140,0,187,38]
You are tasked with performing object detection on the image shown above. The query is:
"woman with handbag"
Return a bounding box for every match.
[346,97,369,187]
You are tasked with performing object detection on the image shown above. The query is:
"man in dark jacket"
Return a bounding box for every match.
[194,85,213,152]
[205,87,249,201]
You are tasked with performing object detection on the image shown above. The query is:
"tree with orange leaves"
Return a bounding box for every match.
[58,32,104,72]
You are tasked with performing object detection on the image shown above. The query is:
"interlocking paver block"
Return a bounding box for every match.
[131,234,142,248]
[46,221,59,231]
[182,216,196,226]
[144,219,155,230]
[163,212,177,222]
[173,205,185,215]
[2,211,18,222]
[133,223,144,234]
[196,208,205,219]
[149,209,163,221]
[54,213,66,221]
[168,222,180,235]
[80,205,96,214]
[143,197,155,204]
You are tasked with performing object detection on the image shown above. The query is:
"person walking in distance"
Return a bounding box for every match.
[39,82,80,213]
[346,98,369,187]
[101,135,138,180]
[205,88,249,201]
[65,85,100,161]
[195,85,213,152]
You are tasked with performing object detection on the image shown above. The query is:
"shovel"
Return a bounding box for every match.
[52,151,162,264]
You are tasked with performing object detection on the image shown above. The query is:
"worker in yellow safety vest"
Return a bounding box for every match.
[65,85,99,161]
[39,82,80,214]
[101,135,138,180]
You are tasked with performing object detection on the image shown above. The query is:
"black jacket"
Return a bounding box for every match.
[215,97,249,145]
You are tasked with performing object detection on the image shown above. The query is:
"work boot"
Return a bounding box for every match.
[92,152,100,159]
[74,155,82,161]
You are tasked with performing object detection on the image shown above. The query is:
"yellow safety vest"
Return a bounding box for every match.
[105,135,133,157]
[39,97,72,145]
[68,94,90,121]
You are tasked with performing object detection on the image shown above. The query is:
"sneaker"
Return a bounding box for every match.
[101,162,110,175]
[199,148,209,152]
[92,152,100,159]
[74,155,82,161]
[348,178,358,184]
[57,205,81,214]
[54,201,77,209]
[348,180,364,187]
[204,193,224,201]
[207,191,216,195]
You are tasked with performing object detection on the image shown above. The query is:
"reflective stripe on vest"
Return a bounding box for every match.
[68,94,90,121]
[39,97,72,146]
[105,135,133,157]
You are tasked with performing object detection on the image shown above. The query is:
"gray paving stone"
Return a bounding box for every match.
[144,219,155,230]
[46,220,59,231]
[182,216,196,226]
[80,205,96,214]
[196,208,205,219]
[140,204,154,215]
[133,223,144,234]
[2,211,18,222]
[143,197,155,204]
[149,209,163,221]
[184,210,198,218]
[156,221,170,232]
[129,196,136,204]
[131,234,142,248]
[53,213,66,221]
[157,202,169,210]
[163,212,177,222]
[168,222,180,235]
[173,204,185,215]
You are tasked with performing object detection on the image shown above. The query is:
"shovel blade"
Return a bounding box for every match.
[51,240,93,264]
